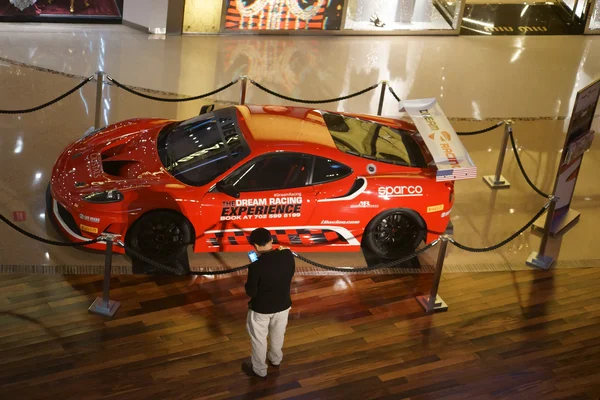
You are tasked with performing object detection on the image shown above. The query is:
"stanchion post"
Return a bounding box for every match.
[377,81,387,116]
[416,236,449,314]
[89,233,121,317]
[94,71,104,129]
[239,76,248,105]
[526,197,557,270]
[483,120,512,189]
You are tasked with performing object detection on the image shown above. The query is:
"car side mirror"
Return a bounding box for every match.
[199,104,215,115]
[216,181,240,198]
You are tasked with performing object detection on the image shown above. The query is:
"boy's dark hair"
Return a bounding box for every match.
[248,228,273,247]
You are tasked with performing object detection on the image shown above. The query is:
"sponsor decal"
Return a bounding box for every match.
[420,110,440,131]
[350,201,379,209]
[80,224,98,234]
[378,185,424,198]
[366,163,377,175]
[79,214,100,224]
[221,197,302,221]
[441,208,452,218]
[420,110,461,169]
[320,220,360,224]
[88,153,102,178]
[427,204,444,213]
[12,211,26,222]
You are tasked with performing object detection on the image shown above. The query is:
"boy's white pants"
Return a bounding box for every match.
[246,307,291,377]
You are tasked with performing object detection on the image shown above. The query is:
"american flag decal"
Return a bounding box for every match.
[436,167,478,182]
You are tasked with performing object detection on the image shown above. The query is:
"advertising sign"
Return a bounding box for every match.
[543,79,599,234]
[223,0,345,31]
[399,98,477,182]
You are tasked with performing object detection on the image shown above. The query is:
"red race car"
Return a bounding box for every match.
[48,101,476,264]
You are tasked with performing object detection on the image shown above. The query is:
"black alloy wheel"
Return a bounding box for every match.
[126,211,192,263]
[364,209,426,259]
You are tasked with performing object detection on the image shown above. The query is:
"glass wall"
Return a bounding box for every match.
[0,0,122,22]
[343,0,464,32]
[586,0,600,32]
[181,0,465,34]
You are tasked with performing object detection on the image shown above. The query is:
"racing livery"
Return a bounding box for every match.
[48,102,475,263]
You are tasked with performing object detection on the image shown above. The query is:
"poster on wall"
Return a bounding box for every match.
[223,0,345,31]
[535,78,599,234]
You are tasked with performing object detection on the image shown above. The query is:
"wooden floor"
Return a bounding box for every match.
[1,268,599,400]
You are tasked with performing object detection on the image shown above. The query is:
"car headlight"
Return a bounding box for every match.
[82,190,124,203]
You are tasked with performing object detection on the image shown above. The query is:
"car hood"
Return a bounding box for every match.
[51,118,177,200]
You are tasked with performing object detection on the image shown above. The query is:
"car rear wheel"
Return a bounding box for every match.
[125,210,192,266]
[364,209,426,260]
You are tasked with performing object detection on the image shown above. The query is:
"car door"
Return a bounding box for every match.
[307,156,366,247]
[201,152,317,251]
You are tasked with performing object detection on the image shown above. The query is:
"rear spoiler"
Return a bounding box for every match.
[398,98,477,182]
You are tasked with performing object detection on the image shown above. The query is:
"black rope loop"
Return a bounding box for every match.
[508,128,550,198]
[457,121,505,136]
[0,213,100,247]
[449,202,550,253]
[118,238,439,276]
[119,242,249,276]
[293,239,439,272]
[388,86,401,102]
[105,75,239,103]
[0,76,94,114]
[250,80,380,104]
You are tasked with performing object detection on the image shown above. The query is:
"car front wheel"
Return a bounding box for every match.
[363,209,426,260]
[125,210,192,268]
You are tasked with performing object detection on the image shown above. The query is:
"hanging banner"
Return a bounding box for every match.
[399,98,477,182]
[549,79,599,231]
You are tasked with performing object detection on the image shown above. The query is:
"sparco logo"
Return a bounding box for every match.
[378,186,424,197]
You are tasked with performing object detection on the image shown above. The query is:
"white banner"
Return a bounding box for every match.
[399,98,477,182]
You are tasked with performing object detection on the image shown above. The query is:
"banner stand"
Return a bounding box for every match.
[530,79,599,237]
[532,209,581,237]
[527,78,599,268]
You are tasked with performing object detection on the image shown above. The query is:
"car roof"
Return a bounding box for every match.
[234,105,417,155]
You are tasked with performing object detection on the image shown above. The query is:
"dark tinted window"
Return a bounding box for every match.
[312,157,352,184]
[157,108,249,186]
[225,153,311,192]
[322,112,427,168]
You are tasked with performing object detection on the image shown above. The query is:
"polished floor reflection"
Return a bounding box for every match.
[1,24,600,119]
[0,26,600,273]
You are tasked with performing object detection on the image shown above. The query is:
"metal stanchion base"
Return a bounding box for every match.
[88,297,120,317]
[532,209,580,237]
[416,295,448,314]
[483,175,511,188]
[526,251,555,270]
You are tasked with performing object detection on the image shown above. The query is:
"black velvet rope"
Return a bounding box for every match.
[0,76,94,114]
[449,202,550,252]
[119,240,440,276]
[106,76,239,102]
[457,121,505,136]
[388,86,401,102]
[250,80,380,104]
[509,128,550,198]
[0,214,100,246]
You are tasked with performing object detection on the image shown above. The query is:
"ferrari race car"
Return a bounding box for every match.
[48,101,476,263]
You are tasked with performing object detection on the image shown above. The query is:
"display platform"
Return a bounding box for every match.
[460,3,584,35]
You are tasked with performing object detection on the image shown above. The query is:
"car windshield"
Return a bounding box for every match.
[321,112,427,168]
[157,107,250,186]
